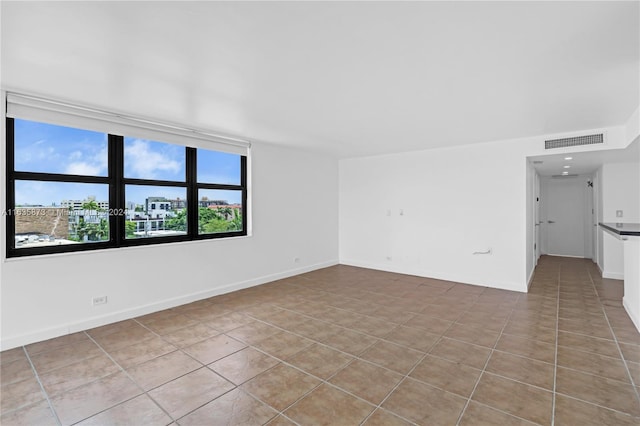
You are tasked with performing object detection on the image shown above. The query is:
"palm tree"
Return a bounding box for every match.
[219,206,233,220]
[230,209,242,231]
[81,200,101,212]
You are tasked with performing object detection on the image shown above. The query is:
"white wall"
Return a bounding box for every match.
[0,142,339,349]
[339,125,634,294]
[340,141,528,292]
[595,168,604,269]
[599,161,640,279]
[602,162,640,223]
[526,160,536,285]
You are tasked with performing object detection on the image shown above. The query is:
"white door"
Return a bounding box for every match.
[544,177,586,257]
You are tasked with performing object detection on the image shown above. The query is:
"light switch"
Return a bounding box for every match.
[616,210,623,218]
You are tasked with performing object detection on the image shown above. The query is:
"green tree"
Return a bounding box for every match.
[125,221,137,238]
[198,207,221,233]
[95,218,109,241]
[203,218,231,233]
[229,209,242,231]
[70,218,85,242]
[219,206,233,220]
[165,210,187,232]
[81,200,101,212]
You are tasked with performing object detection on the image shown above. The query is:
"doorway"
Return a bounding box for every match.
[540,175,594,258]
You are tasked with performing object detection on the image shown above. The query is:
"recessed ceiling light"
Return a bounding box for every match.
[563,165,571,168]
[564,157,573,160]
[562,171,569,175]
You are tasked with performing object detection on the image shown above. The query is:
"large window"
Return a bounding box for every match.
[6,116,248,258]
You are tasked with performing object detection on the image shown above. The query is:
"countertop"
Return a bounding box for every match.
[599,222,640,237]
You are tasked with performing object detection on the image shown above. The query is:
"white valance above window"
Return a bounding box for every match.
[6,93,251,156]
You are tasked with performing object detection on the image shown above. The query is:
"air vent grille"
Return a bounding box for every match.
[552,174,579,178]
[545,134,603,150]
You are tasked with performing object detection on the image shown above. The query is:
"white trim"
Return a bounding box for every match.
[0,259,338,350]
[340,258,526,293]
[602,271,624,280]
[623,297,640,333]
[527,266,536,291]
[6,92,250,155]
[545,253,586,259]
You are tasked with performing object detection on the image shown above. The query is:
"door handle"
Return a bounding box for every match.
[548,220,555,224]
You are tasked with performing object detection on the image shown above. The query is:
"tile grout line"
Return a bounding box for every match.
[243,289,470,425]
[20,345,63,426]
[454,290,520,425]
[124,289,528,424]
[110,298,632,388]
[237,314,418,424]
[247,302,584,422]
[585,263,640,407]
[84,330,179,425]
[356,319,462,426]
[132,312,366,424]
[96,318,257,423]
[7,261,638,424]
[128,317,253,424]
[550,261,561,426]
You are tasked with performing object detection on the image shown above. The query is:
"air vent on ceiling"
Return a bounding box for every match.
[552,174,579,178]
[545,133,604,150]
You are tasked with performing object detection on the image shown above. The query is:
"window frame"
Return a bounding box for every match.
[5,118,248,258]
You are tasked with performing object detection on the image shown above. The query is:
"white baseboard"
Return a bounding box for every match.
[527,266,536,291]
[602,271,624,280]
[340,258,526,293]
[0,260,338,350]
[623,297,640,334]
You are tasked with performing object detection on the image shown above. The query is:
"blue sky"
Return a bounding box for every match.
[14,119,242,206]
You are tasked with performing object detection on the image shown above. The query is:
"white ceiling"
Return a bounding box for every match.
[530,137,640,177]
[1,1,638,158]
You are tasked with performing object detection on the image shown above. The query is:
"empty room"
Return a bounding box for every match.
[1,1,639,425]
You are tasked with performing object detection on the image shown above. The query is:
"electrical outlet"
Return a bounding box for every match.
[92,296,107,306]
[616,210,623,218]
[294,257,300,263]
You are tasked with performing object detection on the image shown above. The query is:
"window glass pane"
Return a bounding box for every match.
[197,149,241,185]
[198,189,243,234]
[13,181,109,248]
[125,185,187,239]
[124,138,186,181]
[14,119,108,176]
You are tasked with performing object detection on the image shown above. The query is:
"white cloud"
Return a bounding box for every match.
[64,146,107,176]
[91,146,108,173]
[125,139,182,179]
[66,162,103,176]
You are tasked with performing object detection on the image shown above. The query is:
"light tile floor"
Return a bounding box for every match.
[1,256,639,425]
